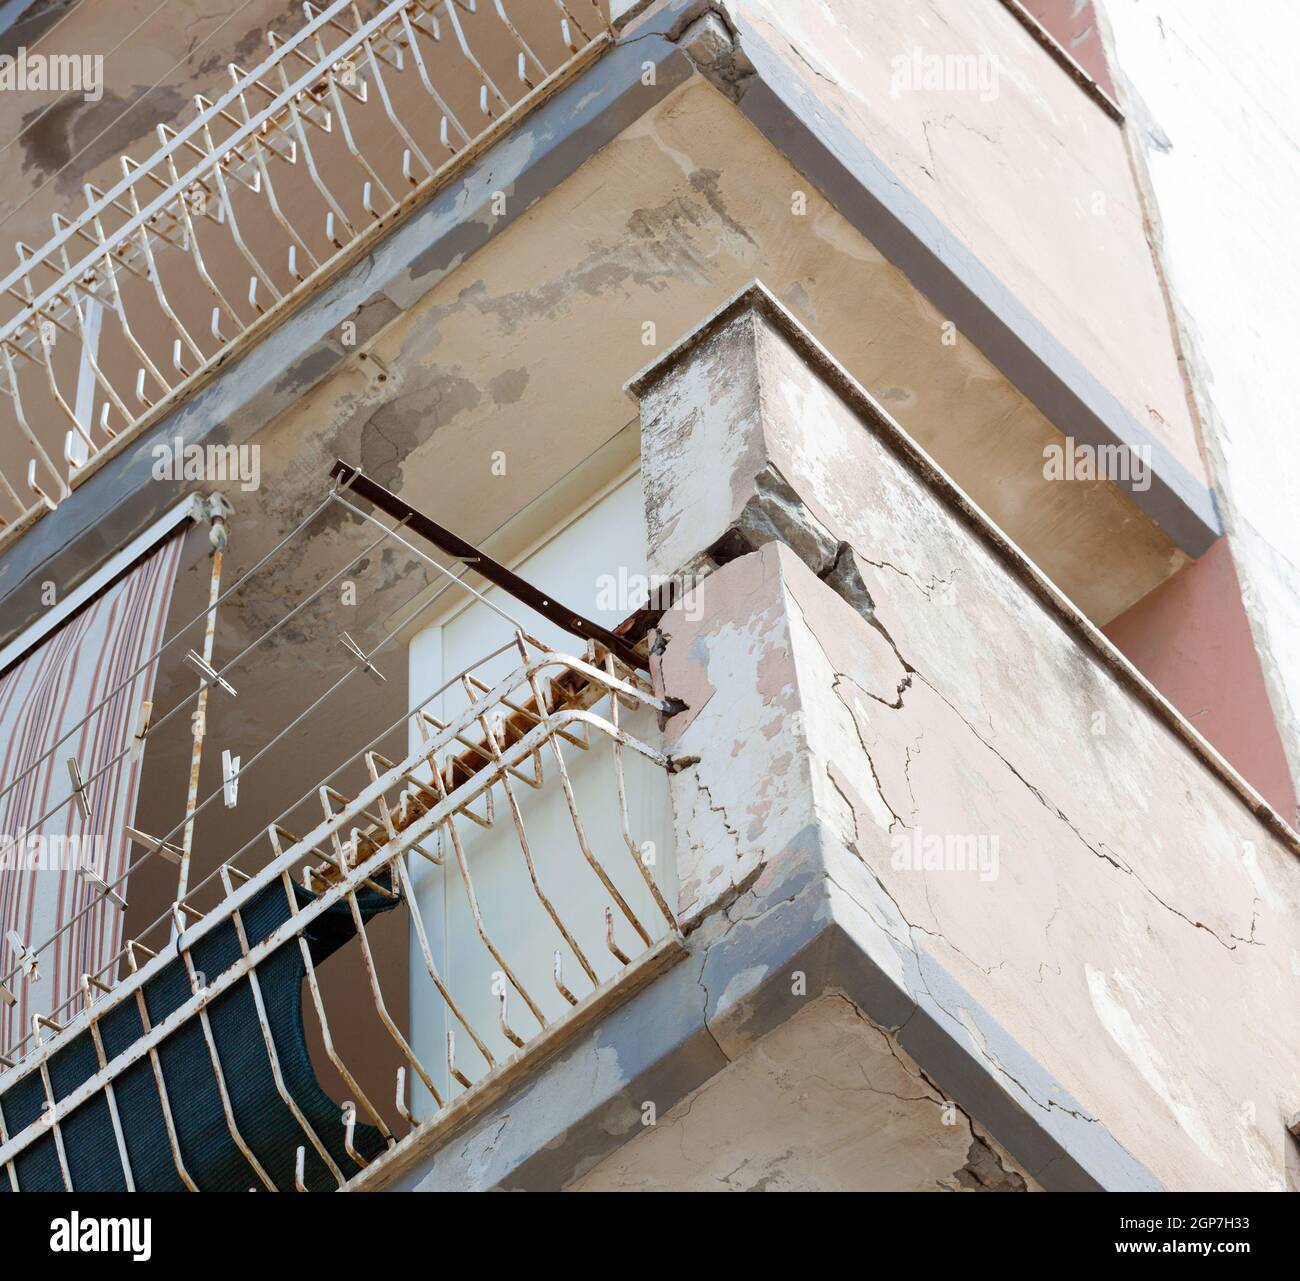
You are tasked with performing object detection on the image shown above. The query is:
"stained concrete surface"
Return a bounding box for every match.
[569,993,1035,1191]
[636,290,1300,1190]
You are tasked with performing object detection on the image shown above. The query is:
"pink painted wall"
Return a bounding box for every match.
[1018,0,1118,97]
[1104,538,1298,822]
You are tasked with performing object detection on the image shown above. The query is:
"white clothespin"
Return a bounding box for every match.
[6,930,38,984]
[124,826,182,865]
[222,749,240,809]
[66,756,91,819]
[201,492,234,553]
[339,631,385,685]
[76,864,127,911]
[185,650,236,697]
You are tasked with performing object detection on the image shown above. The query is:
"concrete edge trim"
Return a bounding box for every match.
[816,865,1162,1191]
[365,842,1161,1191]
[626,279,1300,859]
[724,7,1219,555]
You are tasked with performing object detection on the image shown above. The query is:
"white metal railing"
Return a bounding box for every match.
[0,461,676,1190]
[0,633,676,1191]
[0,0,610,536]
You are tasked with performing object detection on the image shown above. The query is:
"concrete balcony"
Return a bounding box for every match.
[0,0,1220,659]
[0,0,1284,1194]
[367,284,1299,1191]
[0,632,681,1191]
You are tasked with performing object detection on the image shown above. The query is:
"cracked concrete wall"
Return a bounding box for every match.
[569,993,1035,1191]
[635,289,1300,1191]
[728,0,1205,485]
[1,49,1202,652]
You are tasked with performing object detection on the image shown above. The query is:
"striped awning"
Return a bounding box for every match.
[0,534,185,1059]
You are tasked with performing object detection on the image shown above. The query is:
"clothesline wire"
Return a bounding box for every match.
[0,491,336,811]
[0,487,543,1040]
[7,566,531,1058]
[0,512,405,861]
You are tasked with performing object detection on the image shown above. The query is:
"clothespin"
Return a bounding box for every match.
[76,864,127,911]
[222,749,240,808]
[129,701,153,762]
[184,650,236,697]
[338,631,385,684]
[6,930,38,984]
[66,756,91,819]
[0,979,14,1008]
[124,826,182,865]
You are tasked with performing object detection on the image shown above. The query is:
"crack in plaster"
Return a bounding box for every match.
[858,553,955,601]
[794,516,1261,957]
[837,994,1029,1190]
[911,668,1257,954]
[655,461,1227,1167]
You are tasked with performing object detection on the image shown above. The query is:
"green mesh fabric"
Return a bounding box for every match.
[0,875,398,1192]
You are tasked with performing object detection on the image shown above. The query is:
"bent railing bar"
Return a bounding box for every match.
[0,694,669,1170]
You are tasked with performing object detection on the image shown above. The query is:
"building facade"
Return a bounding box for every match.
[0,0,1296,1193]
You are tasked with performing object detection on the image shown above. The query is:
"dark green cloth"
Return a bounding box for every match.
[0,875,397,1191]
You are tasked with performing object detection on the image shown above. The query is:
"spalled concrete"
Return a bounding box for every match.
[626,283,1300,1190]
[569,994,1035,1192]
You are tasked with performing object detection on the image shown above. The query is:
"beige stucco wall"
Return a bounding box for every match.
[637,295,1300,1190]
[734,0,1204,482]
[0,0,307,279]
[226,78,1183,632]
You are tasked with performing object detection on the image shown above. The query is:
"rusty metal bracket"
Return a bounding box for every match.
[329,460,647,671]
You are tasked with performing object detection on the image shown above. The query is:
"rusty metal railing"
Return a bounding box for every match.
[0,632,676,1190]
[0,0,610,541]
